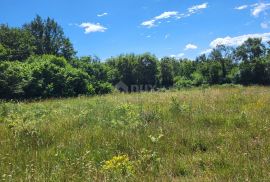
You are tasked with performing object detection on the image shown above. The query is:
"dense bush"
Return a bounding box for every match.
[238,58,270,85]
[0,55,112,99]
[0,61,30,99]
[174,76,193,89]
[24,55,93,98]
[106,53,158,91]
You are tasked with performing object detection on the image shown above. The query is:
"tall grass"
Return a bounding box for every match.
[0,86,270,181]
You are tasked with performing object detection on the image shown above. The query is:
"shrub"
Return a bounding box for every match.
[93,82,113,95]
[174,76,193,89]
[191,72,205,86]
[0,61,31,99]
[111,104,141,129]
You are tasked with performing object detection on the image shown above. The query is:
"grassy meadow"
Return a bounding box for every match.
[0,86,270,181]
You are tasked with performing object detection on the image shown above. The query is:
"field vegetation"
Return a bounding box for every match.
[1,15,270,182]
[1,86,270,181]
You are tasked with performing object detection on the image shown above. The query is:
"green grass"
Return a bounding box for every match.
[1,86,270,181]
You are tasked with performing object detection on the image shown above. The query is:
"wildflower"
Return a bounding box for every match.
[102,155,134,176]
[148,133,164,143]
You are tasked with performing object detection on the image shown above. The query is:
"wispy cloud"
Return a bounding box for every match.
[141,20,156,28]
[170,53,185,58]
[235,2,270,30]
[210,32,270,47]
[165,34,170,39]
[235,5,248,10]
[261,22,269,29]
[141,3,208,28]
[185,43,198,50]
[141,11,178,28]
[188,3,208,13]
[97,13,108,17]
[235,2,270,17]
[79,22,107,34]
[155,11,178,20]
[252,3,270,17]
[200,49,212,55]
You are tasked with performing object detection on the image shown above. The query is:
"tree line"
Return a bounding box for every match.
[1,16,270,99]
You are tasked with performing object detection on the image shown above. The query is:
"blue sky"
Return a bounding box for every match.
[1,0,270,60]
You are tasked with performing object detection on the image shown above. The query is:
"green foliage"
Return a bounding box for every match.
[111,103,141,129]
[136,53,158,86]
[0,44,8,60]
[208,61,223,84]
[169,96,190,114]
[235,38,266,62]
[227,66,240,83]
[209,45,234,83]
[160,57,174,87]
[0,61,30,98]
[191,71,205,86]
[93,82,113,94]
[0,25,35,61]
[23,15,76,60]
[71,56,113,94]
[23,55,91,98]
[0,55,113,99]
[107,53,158,90]
[238,57,270,85]
[174,76,193,89]
[177,60,197,79]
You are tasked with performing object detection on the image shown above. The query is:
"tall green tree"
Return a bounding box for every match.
[23,15,76,60]
[135,53,158,87]
[0,43,8,60]
[107,54,137,88]
[160,57,174,87]
[235,38,266,63]
[209,45,234,83]
[0,25,35,61]
[235,38,268,85]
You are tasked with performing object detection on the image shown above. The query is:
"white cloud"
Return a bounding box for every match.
[188,3,208,13]
[146,35,151,38]
[235,3,270,30]
[170,53,185,58]
[252,3,270,17]
[185,44,198,50]
[141,3,208,28]
[210,32,270,47]
[261,22,269,29]
[97,13,108,17]
[141,11,178,28]
[165,34,170,39]
[236,3,270,17]
[155,11,178,20]
[141,20,156,28]
[200,49,212,55]
[235,5,248,10]
[79,22,107,34]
